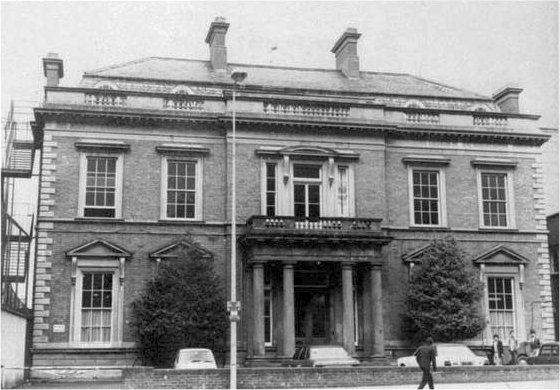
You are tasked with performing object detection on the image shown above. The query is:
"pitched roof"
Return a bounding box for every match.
[83,57,490,100]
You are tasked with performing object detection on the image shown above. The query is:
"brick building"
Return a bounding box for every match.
[31,18,554,369]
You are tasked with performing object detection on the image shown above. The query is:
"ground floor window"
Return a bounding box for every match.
[80,272,114,342]
[264,287,272,346]
[487,277,515,340]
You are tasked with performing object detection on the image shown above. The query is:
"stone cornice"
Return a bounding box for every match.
[33,105,550,146]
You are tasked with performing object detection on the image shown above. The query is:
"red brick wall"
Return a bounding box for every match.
[122,365,559,389]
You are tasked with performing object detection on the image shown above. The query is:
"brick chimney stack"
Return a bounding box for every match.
[42,53,64,87]
[331,28,362,79]
[205,17,229,73]
[492,85,523,114]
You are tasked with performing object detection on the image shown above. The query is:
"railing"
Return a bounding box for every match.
[163,98,204,111]
[2,103,35,175]
[85,93,127,106]
[263,102,350,118]
[473,115,508,128]
[247,215,382,233]
[405,111,440,124]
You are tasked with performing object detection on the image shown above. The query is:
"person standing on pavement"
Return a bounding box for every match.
[414,336,437,389]
[492,334,504,365]
[508,330,518,364]
[528,329,541,357]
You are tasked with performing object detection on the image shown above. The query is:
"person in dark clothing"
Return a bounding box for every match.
[414,336,437,389]
[492,334,504,365]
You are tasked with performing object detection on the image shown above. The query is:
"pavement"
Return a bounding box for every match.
[16,379,560,390]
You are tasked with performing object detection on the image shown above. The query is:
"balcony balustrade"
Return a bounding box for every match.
[405,111,440,124]
[245,215,387,243]
[473,115,508,128]
[164,98,204,111]
[263,102,350,118]
[84,92,127,106]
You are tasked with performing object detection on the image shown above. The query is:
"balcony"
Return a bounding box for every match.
[244,215,390,244]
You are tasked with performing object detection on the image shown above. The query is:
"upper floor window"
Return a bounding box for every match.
[408,167,447,227]
[78,153,124,219]
[258,146,358,218]
[161,157,202,220]
[265,163,277,217]
[293,164,322,219]
[476,169,515,229]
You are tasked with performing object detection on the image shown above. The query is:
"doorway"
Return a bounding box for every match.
[295,289,329,344]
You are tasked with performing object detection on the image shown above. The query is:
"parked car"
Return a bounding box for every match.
[523,342,559,365]
[173,348,217,369]
[286,345,360,367]
[397,343,489,367]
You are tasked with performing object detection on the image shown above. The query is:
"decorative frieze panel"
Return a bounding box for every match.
[405,111,440,124]
[84,93,127,106]
[163,98,204,111]
[473,115,508,128]
[263,102,350,117]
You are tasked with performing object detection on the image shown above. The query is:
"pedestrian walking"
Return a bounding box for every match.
[508,330,518,365]
[492,334,504,365]
[528,329,541,357]
[414,336,437,389]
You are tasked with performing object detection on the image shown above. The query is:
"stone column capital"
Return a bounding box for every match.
[368,263,383,271]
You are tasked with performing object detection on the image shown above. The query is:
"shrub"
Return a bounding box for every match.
[130,246,228,367]
[404,237,485,343]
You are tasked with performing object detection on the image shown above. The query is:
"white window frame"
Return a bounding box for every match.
[476,169,516,229]
[160,156,203,221]
[292,162,323,218]
[78,152,124,219]
[71,261,123,347]
[260,157,355,218]
[408,166,447,227]
[260,160,279,217]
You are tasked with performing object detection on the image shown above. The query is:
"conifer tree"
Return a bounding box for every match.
[404,237,485,343]
[130,246,228,367]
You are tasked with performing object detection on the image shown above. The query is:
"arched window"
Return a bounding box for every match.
[170,85,194,95]
[405,100,425,109]
[94,81,118,90]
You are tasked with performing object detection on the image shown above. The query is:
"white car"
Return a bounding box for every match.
[288,345,360,367]
[397,343,489,367]
[173,348,217,369]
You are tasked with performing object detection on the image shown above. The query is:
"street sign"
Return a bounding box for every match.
[227,301,240,312]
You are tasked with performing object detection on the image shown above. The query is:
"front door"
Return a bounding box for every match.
[295,289,329,344]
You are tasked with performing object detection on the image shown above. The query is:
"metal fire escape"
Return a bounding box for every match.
[1,101,40,315]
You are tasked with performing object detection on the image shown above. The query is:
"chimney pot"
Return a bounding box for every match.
[42,53,64,87]
[331,28,362,79]
[492,84,523,114]
[205,17,230,72]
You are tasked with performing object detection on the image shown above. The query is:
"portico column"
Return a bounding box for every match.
[342,263,355,354]
[282,262,296,357]
[252,262,265,356]
[370,263,385,356]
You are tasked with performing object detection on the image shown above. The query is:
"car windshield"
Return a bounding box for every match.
[310,347,348,359]
[180,350,214,362]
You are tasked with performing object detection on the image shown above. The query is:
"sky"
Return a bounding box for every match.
[1,0,558,129]
[0,1,558,214]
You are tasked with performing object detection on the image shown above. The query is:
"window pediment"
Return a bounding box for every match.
[66,239,131,259]
[472,245,529,265]
[75,139,130,152]
[255,145,359,160]
[149,239,213,261]
[402,244,431,264]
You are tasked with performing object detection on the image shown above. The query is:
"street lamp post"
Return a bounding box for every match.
[229,69,247,390]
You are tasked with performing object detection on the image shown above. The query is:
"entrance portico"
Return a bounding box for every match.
[241,216,391,364]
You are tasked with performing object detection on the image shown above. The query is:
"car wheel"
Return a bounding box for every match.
[518,357,528,365]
